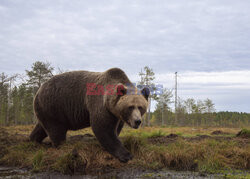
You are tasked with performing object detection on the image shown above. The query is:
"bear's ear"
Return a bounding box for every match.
[141,87,150,101]
[116,83,127,96]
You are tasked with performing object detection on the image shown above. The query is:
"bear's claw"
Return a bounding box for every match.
[118,151,133,163]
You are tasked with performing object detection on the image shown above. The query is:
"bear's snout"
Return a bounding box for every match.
[134,119,141,128]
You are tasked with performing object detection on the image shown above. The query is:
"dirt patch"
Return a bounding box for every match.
[147,133,250,146]
[148,133,179,145]
[166,133,179,138]
[234,137,250,146]
[211,130,229,135]
[148,134,215,145]
[67,134,95,144]
[187,135,211,142]
[148,134,222,145]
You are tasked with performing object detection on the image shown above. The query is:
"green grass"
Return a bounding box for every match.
[32,149,45,172]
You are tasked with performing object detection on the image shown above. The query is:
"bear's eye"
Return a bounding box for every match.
[138,106,143,112]
[128,106,134,110]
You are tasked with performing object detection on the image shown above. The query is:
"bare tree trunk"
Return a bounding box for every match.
[6,80,11,125]
[147,97,151,126]
[142,115,146,127]
[161,108,164,126]
[32,93,36,124]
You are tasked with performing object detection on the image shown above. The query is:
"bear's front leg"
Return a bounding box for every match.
[91,114,133,163]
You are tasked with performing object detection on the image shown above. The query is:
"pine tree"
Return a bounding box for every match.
[25,61,54,94]
[138,66,156,126]
[156,88,173,126]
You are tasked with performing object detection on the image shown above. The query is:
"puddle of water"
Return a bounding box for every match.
[0,167,30,178]
[98,168,225,179]
[0,167,235,179]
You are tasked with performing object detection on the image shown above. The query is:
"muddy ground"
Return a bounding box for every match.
[148,132,249,147]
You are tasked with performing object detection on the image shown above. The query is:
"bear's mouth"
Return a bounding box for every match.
[124,121,135,129]
[126,119,141,129]
[133,125,140,129]
[125,121,134,128]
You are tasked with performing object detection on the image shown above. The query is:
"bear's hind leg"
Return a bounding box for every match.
[30,123,48,143]
[46,124,67,147]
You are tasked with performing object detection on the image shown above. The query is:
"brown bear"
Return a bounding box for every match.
[30,68,149,163]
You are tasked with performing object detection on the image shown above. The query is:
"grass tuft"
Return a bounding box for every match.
[123,136,146,155]
[237,129,250,138]
[142,130,166,138]
[32,150,45,172]
[53,148,87,175]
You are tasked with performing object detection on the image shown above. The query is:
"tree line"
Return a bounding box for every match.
[138,66,250,128]
[0,62,249,127]
[152,98,250,127]
[0,61,53,125]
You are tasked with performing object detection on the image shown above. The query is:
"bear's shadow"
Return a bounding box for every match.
[42,133,96,146]
[67,134,96,144]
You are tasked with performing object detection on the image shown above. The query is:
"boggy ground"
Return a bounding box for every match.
[0,125,249,178]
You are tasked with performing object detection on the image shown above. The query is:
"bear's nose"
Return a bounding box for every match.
[135,120,141,126]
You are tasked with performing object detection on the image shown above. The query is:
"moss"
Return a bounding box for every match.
[142,173,154,177]
[141,130,166,138]
[147,130,166,138]
[223,173,250,179]
[175,132,183,136]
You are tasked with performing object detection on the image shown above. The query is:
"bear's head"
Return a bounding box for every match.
[106,83,150,129]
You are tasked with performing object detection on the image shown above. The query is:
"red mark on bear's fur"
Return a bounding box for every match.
[116,84,125,96]
[96,85,105,95]
[87,83,116,95]
[105,84,114,95]
[86,83,97,95]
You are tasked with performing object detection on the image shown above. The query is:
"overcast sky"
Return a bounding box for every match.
[0,0,250,112]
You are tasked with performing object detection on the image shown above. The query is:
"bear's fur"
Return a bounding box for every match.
[30,68,149,163]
